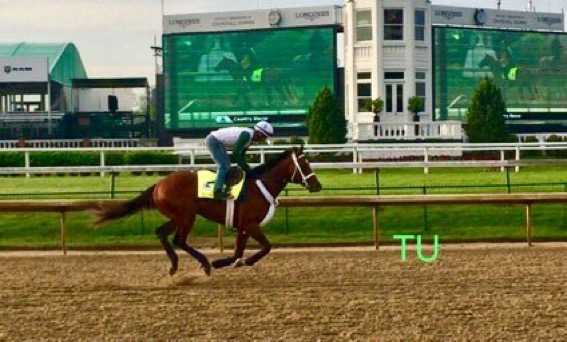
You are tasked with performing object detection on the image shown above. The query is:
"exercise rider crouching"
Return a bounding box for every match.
[205,121,274,200]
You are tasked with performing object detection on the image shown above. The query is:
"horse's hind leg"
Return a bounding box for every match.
[244,231,272,266]
[155,220,178,276]
[212,231,249,269]
[173,217,211,276]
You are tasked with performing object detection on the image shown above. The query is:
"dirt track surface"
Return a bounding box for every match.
[1,246,566,341]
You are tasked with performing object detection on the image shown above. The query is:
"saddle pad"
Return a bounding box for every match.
[197,170,245,200]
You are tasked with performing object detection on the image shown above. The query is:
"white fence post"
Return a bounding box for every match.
[25,151,30,178]
[500,150,505,173]
[100,151,105,178]
[424,147,429,174]
[515,146,521,173]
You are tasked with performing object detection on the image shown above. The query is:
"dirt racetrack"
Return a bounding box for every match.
[0,244,565,341]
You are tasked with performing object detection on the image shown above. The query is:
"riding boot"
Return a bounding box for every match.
[213,189,230,201]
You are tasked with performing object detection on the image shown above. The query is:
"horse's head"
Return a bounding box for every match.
[214,56,232,72]
[286,146,322,193]
[479,54,496,69]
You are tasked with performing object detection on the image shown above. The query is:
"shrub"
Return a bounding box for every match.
[306,86,346,144]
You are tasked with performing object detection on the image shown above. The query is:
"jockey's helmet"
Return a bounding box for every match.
[254,121,274,137]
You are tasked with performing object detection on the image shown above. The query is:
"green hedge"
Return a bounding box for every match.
[0,151,178,168]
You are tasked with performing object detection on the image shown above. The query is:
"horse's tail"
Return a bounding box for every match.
[94,185,156,226]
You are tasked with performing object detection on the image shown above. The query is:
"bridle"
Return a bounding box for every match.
[291,152,316,188]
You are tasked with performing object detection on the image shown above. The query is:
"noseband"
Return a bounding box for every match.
[291,152,316,187]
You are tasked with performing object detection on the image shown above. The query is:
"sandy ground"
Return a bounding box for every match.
[0,245,565,341]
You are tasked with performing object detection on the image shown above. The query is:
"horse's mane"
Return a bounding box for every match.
[248,148,294,179]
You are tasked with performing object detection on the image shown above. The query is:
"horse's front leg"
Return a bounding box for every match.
[244,231,272,266]
[212,230,249,269]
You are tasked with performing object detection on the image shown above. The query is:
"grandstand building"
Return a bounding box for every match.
[0,43,151,140]
[162,1,566,144]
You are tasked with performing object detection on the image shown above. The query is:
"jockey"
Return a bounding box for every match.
[205,121,274,200]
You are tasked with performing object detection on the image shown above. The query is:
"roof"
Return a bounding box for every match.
[0,42,87,86]
[72,77,148,88]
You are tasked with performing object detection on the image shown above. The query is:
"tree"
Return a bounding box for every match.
[465,77,510,143]
[305,86,346,144]
[407,96,424,119]
[364,97,384,121]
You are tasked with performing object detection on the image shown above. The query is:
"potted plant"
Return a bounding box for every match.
[407,96,424,122]
[364,98,384,136]
[407,96,424,136]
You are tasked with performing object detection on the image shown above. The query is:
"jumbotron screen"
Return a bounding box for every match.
[434,27,567,121]
[163,27,336,130]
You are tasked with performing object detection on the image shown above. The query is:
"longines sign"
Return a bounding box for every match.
[0,57,48,83]
[164,6,341,34]
[432,5,564,31]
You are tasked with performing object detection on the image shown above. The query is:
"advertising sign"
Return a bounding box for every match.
[434,27,567,120]
[164,6,342,34]
[432,6,564,32]
[0,57,49,83]
[163,27,336,130]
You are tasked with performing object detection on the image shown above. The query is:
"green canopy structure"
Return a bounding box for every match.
[0,42,87,87]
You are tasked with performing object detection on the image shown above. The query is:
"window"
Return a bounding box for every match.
[384,9,403,40]
[415,10,425,41]
[416,72,426,110]
[356,10,372,42]
[385,72,404,80]
[357,72,372,111]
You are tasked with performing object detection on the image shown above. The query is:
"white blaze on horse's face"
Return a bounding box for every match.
[290,152,321,192]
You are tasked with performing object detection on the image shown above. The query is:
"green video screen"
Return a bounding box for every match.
[434,27,567,121]
[163,27,335,130]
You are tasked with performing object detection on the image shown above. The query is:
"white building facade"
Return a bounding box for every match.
[344,0,565,142]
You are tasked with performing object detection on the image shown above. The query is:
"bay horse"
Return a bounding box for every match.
[214,56,297,106]
[94,146,322,276]
[478,53,540,100]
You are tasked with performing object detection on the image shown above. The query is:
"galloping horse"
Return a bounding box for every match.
[94,146,322,276]
[478,54,539,100]
[214,56,297,106]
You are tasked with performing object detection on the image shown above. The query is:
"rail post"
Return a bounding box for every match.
[422,186,428,231]
[25,151,30,178]
[100,151,105,178]
[525,203,533,247]
[500,150,505,173]
[60,211,67,255]
[423,147,429,174]
[284,189,289,235]
[352,145,358,174]
[372,206,379,250]
[515,146,520,172]
[110,173,116,199]
[506,167,511,194]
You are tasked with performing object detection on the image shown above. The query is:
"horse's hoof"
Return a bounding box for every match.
[201,263,211,277]
[233,258,245,268]
[169,267,177,276]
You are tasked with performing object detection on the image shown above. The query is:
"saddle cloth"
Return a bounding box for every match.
[197,170,245,200]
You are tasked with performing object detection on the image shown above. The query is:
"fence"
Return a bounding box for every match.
[1,192,565,254]
[1,142,567,177]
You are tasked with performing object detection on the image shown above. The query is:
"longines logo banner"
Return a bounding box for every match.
[164,6,340,34]
[0,57,48,83]
[432,5,563,31]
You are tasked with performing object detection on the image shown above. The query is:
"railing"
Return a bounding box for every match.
[0,138,153,149]
[1,192,565,254]
[0,142,566,176]
[356,121,463,141]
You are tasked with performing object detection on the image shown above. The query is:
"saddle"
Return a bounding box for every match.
[197,166,245,200]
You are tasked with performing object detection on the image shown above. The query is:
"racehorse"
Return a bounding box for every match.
[214,56,298,106]
[94,146,322,276]
[478,54,539,100]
